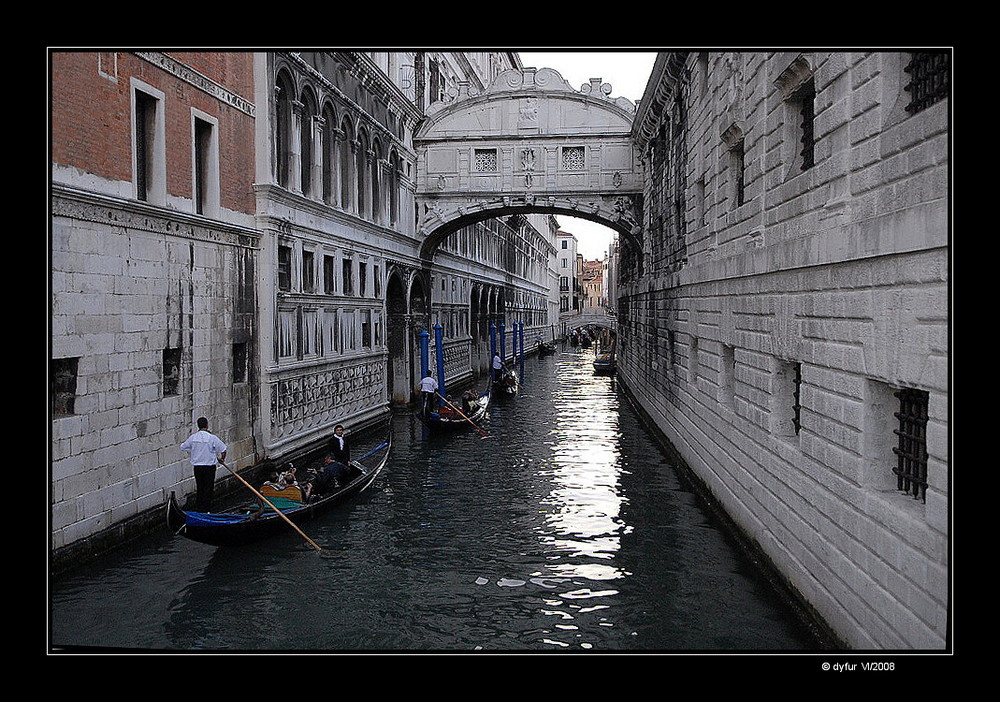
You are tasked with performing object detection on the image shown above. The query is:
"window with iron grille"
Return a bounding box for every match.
[731,139,746,207]
[562,146,585,170]
[474,149,498,172]
[791,362,802,434]
[905,52,949,114]
[796,80,815,171]
[52,357,79,416]
[893,387,929,501]
[163,347,182,396]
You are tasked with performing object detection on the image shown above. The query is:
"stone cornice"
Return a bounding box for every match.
[135,52,255,117]
[51,183,260,249]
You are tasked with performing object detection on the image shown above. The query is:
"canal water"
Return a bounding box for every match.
[50,347,821,654]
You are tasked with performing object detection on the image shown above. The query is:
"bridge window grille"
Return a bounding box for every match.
[904,52,949,115]
[562,146,585,170]
[474,149,498,172]
[893,388,929,502]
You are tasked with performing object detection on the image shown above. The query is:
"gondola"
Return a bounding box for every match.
[420,389,491,431]
[537,342,557,356]
[593,353,616,375]
[165,437,391,547]
[493,367,519,396]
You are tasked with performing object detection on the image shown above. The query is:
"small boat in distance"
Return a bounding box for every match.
[593,353,616,375]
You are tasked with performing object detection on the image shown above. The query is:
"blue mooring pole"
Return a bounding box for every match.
[519,321,525,378]
[419,329,429,380]
[500,322,506,365]
[435,322,445,405]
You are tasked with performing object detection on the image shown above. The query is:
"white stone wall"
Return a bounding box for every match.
[51,188,260,550]
[619,51,949,649]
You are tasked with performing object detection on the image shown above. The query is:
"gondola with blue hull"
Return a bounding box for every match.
[166,438,391,547]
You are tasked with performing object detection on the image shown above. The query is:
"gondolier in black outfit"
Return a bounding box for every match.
[180,416,227,512]
[311,424,353,496]
[329,424,351,464]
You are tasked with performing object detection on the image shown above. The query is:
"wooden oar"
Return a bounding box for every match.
[436,392,492,438]
[219,461,325,552]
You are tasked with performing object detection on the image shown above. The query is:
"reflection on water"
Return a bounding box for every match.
[50,346,820,653]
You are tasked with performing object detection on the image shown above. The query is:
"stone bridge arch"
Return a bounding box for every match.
[413,67,643,260]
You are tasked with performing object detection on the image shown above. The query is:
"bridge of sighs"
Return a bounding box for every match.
[386,67,634,403]
[412,67,643,259]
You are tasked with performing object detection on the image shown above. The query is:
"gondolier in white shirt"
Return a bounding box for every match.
[492,352,507,383]
[180,416,227,512]
[419,371,438,415]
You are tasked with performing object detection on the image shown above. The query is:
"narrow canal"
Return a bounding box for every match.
[50,346,822,653]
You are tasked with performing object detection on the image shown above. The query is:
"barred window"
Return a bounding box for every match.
[562,146,585,170]
[163,347,182,396]
[893,388,929,501]
[796,80,815,171]
[474,148,498,172]
[52,357,79,416]
[904,52,949,115]
[731,139,746,207]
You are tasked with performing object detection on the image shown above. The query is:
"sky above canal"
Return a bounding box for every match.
[519,51,657,260]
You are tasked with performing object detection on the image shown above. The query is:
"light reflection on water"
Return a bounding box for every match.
[50,346,820,653]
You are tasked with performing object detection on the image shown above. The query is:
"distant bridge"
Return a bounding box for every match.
[413,67,643,261]
[568,308,617,332]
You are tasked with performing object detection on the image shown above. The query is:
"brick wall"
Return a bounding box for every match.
[50,51,256,215]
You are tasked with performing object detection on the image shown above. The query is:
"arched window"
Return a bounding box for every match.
[299,88,317,198]
[356,129,369,220]
[371,136,383,224]
[340,117,354,212]
[274,71,295,188]
[388,147,400,226]
[321,103,337,205]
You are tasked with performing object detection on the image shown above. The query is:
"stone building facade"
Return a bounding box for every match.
[619,51,949,649]
[50,51,557,560]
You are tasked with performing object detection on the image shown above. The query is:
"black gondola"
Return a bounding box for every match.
[538,342,556,356]
[493,368,519,396]
[166,437,391,547]
[593,353,616,375]
[420,389,491,431]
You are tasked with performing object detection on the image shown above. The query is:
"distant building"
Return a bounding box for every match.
[555,230,580,329]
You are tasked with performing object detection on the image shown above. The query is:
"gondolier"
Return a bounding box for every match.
[419,372,438,415]
[166,437,391,548]
[492,352,505,383]
[329,424,351,464]
[180,416,227,512]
